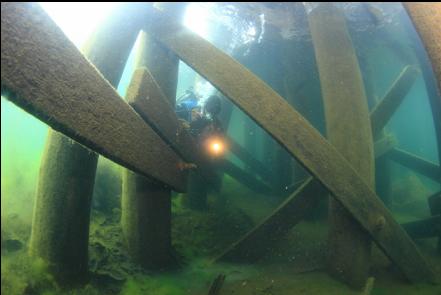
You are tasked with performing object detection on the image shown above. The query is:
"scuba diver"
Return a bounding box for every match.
[192,94,225,158]
[175,87,200,122]
[190,94,222,137]
[176,89,225,158]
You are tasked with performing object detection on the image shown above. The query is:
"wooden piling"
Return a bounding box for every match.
[122,170,176,269]
[29,129,98,284]
[134,3,186,103]
[5,2,148,284]
[404,3,441,169]
[147,4,214,209]
[400,7,441,254]
[121,3,186,269]
[308,4,374,289]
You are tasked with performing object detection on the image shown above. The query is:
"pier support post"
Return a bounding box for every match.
[28,2,146,284]
[308,4,375,289]
[30,130,97,284]
[121,2,186,269]
[404,3,441,170]
[122,170,175,268]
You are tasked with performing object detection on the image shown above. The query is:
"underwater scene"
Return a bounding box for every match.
[1,2,441,295]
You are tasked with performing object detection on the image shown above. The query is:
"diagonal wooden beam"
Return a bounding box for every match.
[126,68,270,193]
[214,177,324,262]
[227,136,272,181]
[143,7,436,283]
[387,148,440,183]
[401,216,441,240]
[1,2,186,192]
[215,133,397,264]
[374,134,398,159]
[370,65,420,139]
[126,67,219,187]
[218,160,272,194]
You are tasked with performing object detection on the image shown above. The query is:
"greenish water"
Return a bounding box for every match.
[2,2,440,295]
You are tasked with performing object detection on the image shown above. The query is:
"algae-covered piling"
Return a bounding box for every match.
[404,3,441,166]
[121,170,175,269]
[29,130,98,284]
[308,4,375,288]
[24,2,147,284]
[121,3,186,269]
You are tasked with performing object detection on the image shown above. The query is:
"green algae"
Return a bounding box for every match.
[1,98,47,226]
[1,160,440,294]
[1,252,57,295]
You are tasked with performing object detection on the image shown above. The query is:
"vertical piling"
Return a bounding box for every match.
[404,3,441,168]
[121,171,175,268]
[29,3,146,284]
[308,3,375,289]
[153,3,208,211]
[121,3,186,269]
[30,130,98,284]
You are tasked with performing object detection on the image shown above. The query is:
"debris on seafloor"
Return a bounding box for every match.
[208,274,226,295]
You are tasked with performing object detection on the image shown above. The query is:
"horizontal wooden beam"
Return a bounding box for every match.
[126,67,219,187]
[215,177,325,262]
[218,160,271,194]
[144,7,436,283]
[401,216,441,240]
[227,136,272,181]
[374,134,398,159]
[370,65,420,139]
[387,148,440,183]
[1,2,186,192]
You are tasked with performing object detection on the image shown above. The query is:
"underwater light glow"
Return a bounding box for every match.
[212,143,221,152]
[206,137,226,157]
[39,2,120,48]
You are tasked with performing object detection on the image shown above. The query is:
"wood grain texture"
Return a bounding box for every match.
[127,67,219,186]
[1,2,186,191]
[308,4,374,287]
